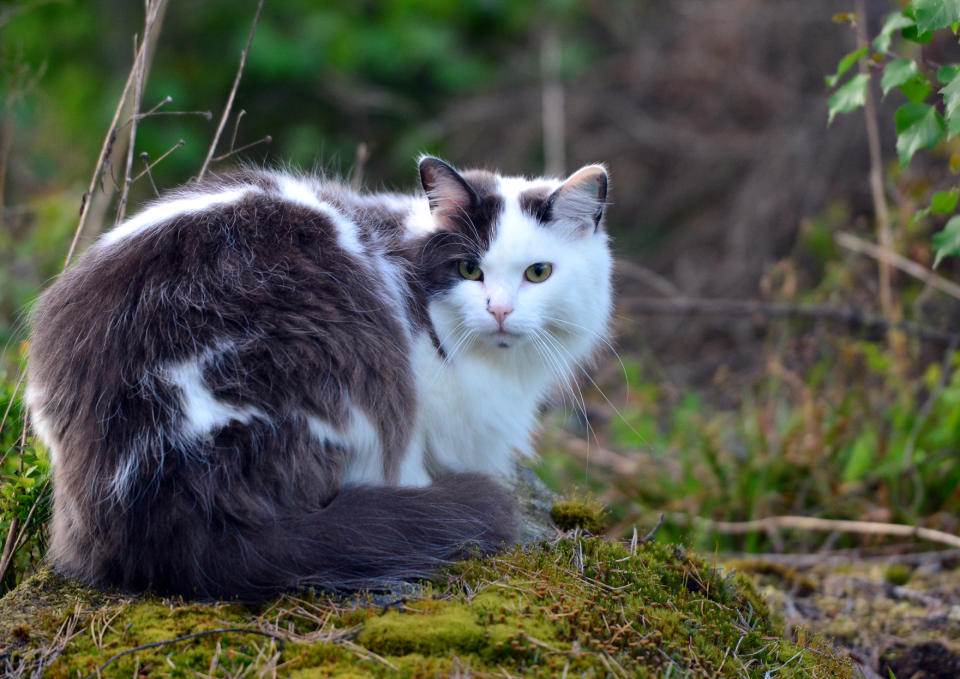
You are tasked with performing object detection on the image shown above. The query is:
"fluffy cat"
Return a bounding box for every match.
[26,157,612,600]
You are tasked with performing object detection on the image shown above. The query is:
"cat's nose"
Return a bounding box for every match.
[488,304,513,327]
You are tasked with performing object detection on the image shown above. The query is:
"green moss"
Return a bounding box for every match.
[0,537,857,678]
[550,499,608,532]
[357,604,484,655]
[884,563,912,586]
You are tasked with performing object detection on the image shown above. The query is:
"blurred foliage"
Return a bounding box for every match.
[827,0,960,266]
[0,366,51,596]
[0,0,610,356]
[537,193,960,553]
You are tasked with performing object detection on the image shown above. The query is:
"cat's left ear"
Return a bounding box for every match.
[548,164,608,234]
[418,156,479,221]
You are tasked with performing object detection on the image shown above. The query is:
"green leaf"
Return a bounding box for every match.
[941,70,960,121]
[843,431,877,482]
[933,214,960,266]
[828,74,870,124]
[881,58,918,96]
[938,64,960,83]
[874,12,916,52]
[912,0,960,34]
[900,75,933,102]
[949,112,960,139]
[826,45,869,87]
[895,102,946,166]
[931,189,959,214]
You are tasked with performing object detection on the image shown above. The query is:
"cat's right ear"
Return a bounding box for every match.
[419,156,478,221]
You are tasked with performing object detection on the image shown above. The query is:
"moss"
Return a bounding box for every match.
[0,537,857,678]
[549,499,608,532]
[883,563,912,586]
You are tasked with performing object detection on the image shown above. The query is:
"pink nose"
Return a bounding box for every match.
[489,304,513,327]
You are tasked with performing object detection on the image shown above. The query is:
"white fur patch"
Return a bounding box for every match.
[306,407,385,485]
[276,176,365,257]
[167,357,264,439]
[100,187,255,246]
[26,385,62,466]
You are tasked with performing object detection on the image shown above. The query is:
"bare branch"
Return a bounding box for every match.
[114,31,148,224]
[132,138,184,183]
[198,0,265,180]
[350,142,369,192]
[210,134,271,163]
[679,513,960,550]
[854,0,894,321]
[139,152,159,196]
[65,0,166,268]
[228,109,247,153]
[836,230,960,301]
[622,295,959,346]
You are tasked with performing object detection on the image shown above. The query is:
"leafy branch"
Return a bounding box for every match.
[828,0,960,266]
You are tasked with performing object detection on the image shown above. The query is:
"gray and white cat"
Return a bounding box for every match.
[26,157,612,600]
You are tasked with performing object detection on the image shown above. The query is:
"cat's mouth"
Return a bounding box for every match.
[490,329,521,349]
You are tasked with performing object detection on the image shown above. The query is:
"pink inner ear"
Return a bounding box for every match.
[560,166,607,202]
[420,159,476,218]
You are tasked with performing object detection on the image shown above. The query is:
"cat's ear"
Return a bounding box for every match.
[548,164,608,233]
[419,156,478,221]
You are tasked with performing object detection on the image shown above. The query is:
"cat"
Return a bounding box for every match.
[25,156,613,600]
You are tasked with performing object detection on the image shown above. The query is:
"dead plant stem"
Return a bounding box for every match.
[198,0,264,180]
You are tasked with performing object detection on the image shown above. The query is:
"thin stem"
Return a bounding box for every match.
[210,134,271,163]
[65,0,166,268]
[855,0,894,322]
[114,31,148,224]
[132,138,184,183]
[198,0,264,180]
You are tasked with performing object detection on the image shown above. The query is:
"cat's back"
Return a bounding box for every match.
[28,170,419,486]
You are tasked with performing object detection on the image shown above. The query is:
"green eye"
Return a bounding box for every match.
[524,262,553,283]
[458,260,483,280]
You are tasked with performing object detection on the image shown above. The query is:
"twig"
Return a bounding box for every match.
[641,513,665,545]
[197,0,264,180]
[65,0,166,268]
[0,367,27,468]
[228,109,246,154]
[210,134,271,163]
[723,548,960,567]
[0,518,19,587]
[139,153,159,196]
[82,627,286,679]
[540,25,565,176]
[623,295,960,346]
[855,0,894,320]
[350,142,369,192]
[836,230,960,301]
[615,260,682,297]
[132,139,184,183]
[681,514,960,550]
[115,29,149,224]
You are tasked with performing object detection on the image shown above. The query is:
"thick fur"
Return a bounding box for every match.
[27,160,611,600]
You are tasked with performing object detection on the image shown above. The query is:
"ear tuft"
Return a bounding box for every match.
[549,164,609,232]
[418,157,478,220]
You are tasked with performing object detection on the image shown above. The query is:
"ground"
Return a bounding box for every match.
[0,498,855,679]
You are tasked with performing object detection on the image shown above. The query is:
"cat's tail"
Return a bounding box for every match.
[201,473,517,600]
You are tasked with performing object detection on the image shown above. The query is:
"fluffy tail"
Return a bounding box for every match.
[159,474,515,600]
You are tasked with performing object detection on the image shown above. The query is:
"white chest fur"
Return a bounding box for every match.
[411,334,550,479]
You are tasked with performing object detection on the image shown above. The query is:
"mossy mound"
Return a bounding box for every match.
[0,537,855,678]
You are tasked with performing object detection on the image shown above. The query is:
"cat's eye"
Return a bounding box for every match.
[458,260,483,281]
[524,263,553,283]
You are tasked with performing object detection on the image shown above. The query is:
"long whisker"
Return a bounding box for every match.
[542,328,651,448]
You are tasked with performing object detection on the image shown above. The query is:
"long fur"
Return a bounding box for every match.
[27,160,611,600]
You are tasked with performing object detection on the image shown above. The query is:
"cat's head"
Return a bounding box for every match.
[416,156,612,366]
